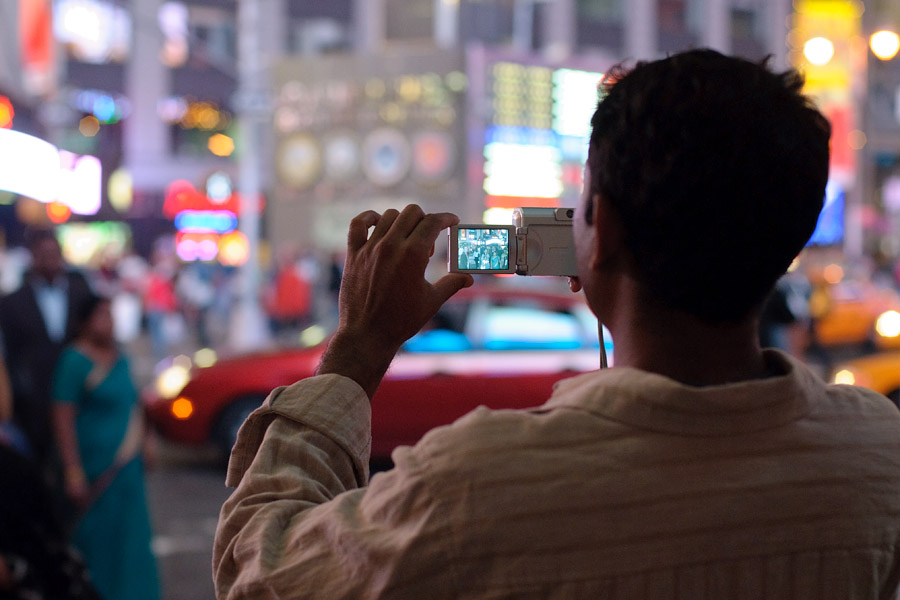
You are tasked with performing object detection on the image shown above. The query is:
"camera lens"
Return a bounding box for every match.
[566,209,574,218]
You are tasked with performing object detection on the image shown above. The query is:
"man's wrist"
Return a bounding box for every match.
[316,329,400,400]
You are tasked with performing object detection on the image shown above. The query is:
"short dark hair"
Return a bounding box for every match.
[587,49,831,323]
[69,293,110,342]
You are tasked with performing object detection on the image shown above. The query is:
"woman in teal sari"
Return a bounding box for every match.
[51,295,160,600]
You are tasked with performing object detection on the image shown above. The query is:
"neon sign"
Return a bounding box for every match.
[166,178,263,262]
[174,210,238,234]
[477,54,605,212]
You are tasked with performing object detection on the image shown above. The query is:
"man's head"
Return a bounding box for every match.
[583,49,831,324]
[27,229,64,282]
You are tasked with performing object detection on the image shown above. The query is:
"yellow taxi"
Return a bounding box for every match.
[831,352,900,406]
[805,255,900,350]
[810,277,900,350]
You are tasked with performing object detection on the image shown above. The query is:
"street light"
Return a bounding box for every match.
[870,30,900,61]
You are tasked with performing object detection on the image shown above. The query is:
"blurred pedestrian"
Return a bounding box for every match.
[0,441,101,600]
[759,272,810,358]
[264,247,311,340]
[0,229,93,477]
[0,347,30,454]
[143,251,179,362]
[0,351,20,451]
[51,294,160,600]
[176,262,215,348]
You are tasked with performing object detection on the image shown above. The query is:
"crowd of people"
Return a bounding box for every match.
[0,232,155,599]
[0,232,341,599]
[457,228,510,271]
[5,48,900,599]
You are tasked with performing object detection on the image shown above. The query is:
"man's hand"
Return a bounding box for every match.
[318,205,473,398]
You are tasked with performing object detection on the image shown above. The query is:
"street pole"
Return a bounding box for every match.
[230,0,271,351]
[434,0,460,49]
[701,0,730,55]
[625,0,657,61]
[513,0,535,53]
[541,0,576,61]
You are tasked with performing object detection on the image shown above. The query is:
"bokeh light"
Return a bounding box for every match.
[0,96,14,129]
[208,133,235,157]
[171,397,194,420]
[875,311,900,338]
[46,201,72,224]
[193,348,218,368]
[804,37,835,66]
[219,231,250,266]
[79,115,101,136]
[847,129,867,150]
[299,325,328,347]
[870,30,900,61]
[833,369,856,385]
[823,263,844,284]
[108,168,133,212]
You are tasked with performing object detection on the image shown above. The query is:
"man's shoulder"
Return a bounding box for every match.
[822,380,900,424]
[65,269,90,288]
[0,283,32,307]
[406,374,609,466]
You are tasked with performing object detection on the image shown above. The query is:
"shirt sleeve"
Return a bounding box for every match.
[212,374,458,600]
[51,349,90,406]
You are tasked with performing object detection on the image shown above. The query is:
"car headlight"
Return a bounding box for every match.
[154,355,193,399]
[832,368,857,385]
[876,310,900,338]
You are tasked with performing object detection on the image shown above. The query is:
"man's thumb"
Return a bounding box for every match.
[432,273,474,304]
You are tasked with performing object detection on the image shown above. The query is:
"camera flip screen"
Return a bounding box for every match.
[457,228,510,271]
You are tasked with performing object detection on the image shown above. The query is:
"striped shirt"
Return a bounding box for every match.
[214,350,900,599]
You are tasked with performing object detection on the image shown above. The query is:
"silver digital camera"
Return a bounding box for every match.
[448,207,576,276]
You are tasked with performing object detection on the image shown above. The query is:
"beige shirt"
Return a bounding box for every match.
[213,350,900,599]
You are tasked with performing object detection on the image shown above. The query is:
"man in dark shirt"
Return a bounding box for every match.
[0,230,92,476]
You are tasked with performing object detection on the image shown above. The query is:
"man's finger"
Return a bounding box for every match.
[431,273,474,305]
[391,204,427,238]
[348,210,381,251]
[409,212,460,247]
[370,208,400,241]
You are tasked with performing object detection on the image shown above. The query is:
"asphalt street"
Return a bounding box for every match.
[147,442,229,600]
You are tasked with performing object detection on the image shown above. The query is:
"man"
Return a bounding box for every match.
[0,230,93,473]
[214,50,900,598]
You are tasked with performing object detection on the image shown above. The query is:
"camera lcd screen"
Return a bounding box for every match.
[457,228,510,271]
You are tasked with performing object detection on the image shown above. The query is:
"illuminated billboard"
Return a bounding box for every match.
[272,50,467,250]
[466,47,614,223]
[0,129,102,215]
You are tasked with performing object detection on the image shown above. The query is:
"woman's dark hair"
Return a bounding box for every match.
[586,49,831,323]
[69,293,112,342]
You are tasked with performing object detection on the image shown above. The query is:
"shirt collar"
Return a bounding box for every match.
[30,272,68,290]
[544,350,816,436]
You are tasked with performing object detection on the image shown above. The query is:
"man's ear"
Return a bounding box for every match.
[590,194,623,270]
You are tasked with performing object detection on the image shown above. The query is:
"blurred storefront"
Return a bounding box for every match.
[0,0,896,271]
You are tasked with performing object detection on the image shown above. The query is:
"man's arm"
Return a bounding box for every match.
[213,205,472,598]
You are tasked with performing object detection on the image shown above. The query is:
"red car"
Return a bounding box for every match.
[145,283,610,460]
